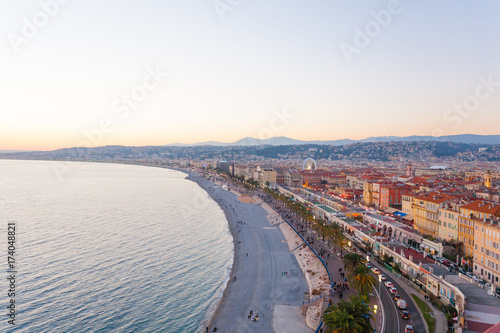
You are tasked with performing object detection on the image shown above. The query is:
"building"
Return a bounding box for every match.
[259,168,277,187]
[412,193,453,238]
[459,201,500,258]
[485,170,493,188]
[473,216,500,287]
[402,194,413,215]
[438,203,460,241]
[284,169,303,187]
[379,183,413,210]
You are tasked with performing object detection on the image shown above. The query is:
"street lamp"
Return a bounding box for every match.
[379,274,382,297]
[373,304,378,333]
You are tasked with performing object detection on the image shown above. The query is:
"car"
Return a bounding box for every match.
[371,267,380,274]
[366,263,372,268]
[466,272,473,278]
[405,324,414,333]
[380,274,387,281]
[442,259,451,266]
[394,295,402,302]
[389,287,398,294]
[397,299,407,309]
[384,281,394,288]
[401,310,410,320]
[459,268,466,275]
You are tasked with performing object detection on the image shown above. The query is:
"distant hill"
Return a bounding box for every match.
[166,134,500,147]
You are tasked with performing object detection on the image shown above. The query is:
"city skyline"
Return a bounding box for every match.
[2,1,500,150]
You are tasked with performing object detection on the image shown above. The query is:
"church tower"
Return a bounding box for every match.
[485,170,492,188]
[406,163,413,179]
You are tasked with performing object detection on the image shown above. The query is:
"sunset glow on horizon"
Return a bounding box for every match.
[1,1,499,151]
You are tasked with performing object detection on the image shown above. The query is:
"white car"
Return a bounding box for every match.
[371,267,380,274]
[384,281,394,288]
[389,287,398,294]
[380,274,387,281]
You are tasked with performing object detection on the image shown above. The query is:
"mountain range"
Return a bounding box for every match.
[167,134,500,147]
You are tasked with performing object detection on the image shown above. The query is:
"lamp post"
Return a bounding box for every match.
[379,274,382,297]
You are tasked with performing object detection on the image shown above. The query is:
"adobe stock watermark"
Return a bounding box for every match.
[339,0,406,64]
[213,0,243,21]
[7,0,72,54]
[52,65,170,182]
[240,107,296,146]
[432,75,499,137]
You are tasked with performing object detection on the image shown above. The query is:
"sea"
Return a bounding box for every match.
[0,160,234,333]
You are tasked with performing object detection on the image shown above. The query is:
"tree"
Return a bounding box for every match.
[348,264,376,295]
[322,295,374,333]
[382,253,393,265]
[342,253,364,273]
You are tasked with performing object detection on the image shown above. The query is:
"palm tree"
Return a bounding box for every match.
[348,264,376,295]
[342,253,364,273]
[322,295,374,333]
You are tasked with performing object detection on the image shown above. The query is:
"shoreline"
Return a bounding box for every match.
[181,170,239,331]
[3,160,314,332]
[182,169,312,332]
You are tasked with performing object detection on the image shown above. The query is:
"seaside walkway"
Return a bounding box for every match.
[194,175,312,333]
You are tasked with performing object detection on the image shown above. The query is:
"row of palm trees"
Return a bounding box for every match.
[322,253,377,333]
[262,189,377,333]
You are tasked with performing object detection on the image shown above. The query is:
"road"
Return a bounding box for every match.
[369,259,426,333]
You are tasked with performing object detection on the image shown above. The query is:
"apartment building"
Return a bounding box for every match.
[259,168,277,187]
[438,203,460,241]
[474,216,500,287]
[459,201,500,258]
[412,193,452,238]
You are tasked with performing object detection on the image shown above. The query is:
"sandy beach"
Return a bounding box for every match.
[184,171,313,333]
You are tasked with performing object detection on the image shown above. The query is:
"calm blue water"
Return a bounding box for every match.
[0,160,233,332]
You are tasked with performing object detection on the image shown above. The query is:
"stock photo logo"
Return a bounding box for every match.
[8,0,72,54]
[339,0,406,64]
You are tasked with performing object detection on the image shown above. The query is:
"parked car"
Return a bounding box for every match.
[380,274,387,281]
[397,299,407,309]
[384,281,394,288]
[401,310,410,320]
[371,267,380,275]
[459,268,466,275]
[466,272,473,278]
[389,287,398,294]
[405,324,414,333]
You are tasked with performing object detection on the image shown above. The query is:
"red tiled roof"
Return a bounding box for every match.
[461,201,500,216]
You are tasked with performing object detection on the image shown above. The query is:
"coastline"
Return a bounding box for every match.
[181,170,239,331]
[4,160,315,332]
[181,169,312,332]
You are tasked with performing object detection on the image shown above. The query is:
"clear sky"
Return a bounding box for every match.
[1,0,500,150]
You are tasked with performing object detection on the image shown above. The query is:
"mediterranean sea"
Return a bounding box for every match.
[0,160,233,333]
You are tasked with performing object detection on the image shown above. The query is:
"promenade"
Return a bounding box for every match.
[260,193,384,333]
[186,172,312,333]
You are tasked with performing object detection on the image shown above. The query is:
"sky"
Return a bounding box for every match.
[1,0,500,150]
